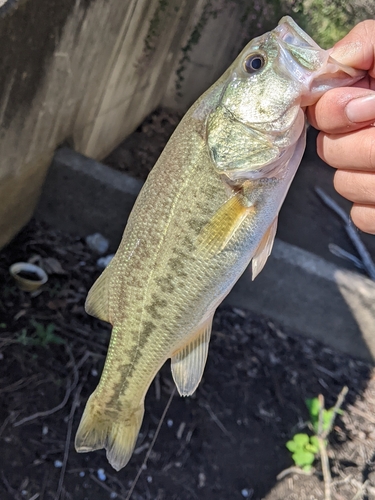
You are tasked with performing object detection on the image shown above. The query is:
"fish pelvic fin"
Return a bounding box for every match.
[252,216,278,280]
[75,395,144,471]
[196,192,255,256]
[171,313,213,396]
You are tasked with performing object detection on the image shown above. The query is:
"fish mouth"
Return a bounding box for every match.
[275,16,321,51]
[274,16,365,104]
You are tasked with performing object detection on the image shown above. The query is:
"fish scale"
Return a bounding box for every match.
[75,17,364,471]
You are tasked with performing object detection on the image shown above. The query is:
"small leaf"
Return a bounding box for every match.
[310,436,319,449]
[305,439,319,454]
[292,450,315,467]
[293,433,310,446]
[323,409,334,430]
[286,440,298,452]
[306,397,321,418]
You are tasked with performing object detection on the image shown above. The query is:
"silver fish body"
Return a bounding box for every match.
[75,17,364,470]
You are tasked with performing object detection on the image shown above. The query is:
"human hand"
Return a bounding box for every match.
[307,21,375,235]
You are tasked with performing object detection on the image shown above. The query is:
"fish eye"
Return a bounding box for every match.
[244,53,266,74]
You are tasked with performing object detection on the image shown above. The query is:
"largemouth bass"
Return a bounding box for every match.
[75,17,363,470]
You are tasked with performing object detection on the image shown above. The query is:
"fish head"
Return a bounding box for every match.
[207,16,365,181]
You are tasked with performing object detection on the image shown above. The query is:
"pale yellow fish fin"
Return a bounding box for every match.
[75,393,144,471]
[171,313,213,397]
[197,193,255,256]
[85,268,111,323]
[252,216,278,280]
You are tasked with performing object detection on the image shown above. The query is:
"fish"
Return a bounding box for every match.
[75,16,364,471]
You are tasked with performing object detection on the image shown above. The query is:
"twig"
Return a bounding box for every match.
[317,387,349,500]
[200,401,234,442]
[0,470,23,500]
[315,187,375,280]
[322,386,348,440]
[54,383,83,500]
[351,479,369,500]
[13,350,90,427]
[125,388,176,500]
[0,411,20,438]
[0,374,40,394]
[318,394,332,500]
[13,379,72,427]
[276,465,313,480]
[328,243,364,270]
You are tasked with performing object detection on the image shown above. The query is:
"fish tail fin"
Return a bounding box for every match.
[75,394,144,471]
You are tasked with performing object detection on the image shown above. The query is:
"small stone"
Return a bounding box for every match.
[97,468,106,481]
[86,233,109,254]
[110,493,118,499]
[91,368,98,376]
[147,476,152,483]
[241,488,253,498]
[79,471,85,477]
[97,254,115,269]
[54,460,63,468]
[198,472,206,488]
[42,425,48,435]
[167,419,173,427]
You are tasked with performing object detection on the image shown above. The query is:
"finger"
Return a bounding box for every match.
[307,86,375,134]
[334,170,375,204]
[317,127,375,171]
[350,204,375,234]
[330,20,375,78]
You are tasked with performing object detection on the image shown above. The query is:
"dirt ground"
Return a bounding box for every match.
[1,109,375,500]
[1,219,375,500]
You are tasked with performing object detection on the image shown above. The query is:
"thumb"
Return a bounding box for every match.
[330,20,375,78]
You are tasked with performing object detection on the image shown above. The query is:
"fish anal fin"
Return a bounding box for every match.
[171,314,213,397]
[252,217,278,280]
[85,269,111,323]
[197,193,255,256]
[75,393,144,471]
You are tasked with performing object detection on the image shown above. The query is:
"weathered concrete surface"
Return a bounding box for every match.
[226,240,375,362]
[36,146,375,362]
[35,147,143,249]
[3,0,272,250]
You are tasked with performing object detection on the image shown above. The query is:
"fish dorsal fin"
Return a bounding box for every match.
[252,217,278,280]
[171,314,214,396]
[85,268,111,323]
[197,193,255,256]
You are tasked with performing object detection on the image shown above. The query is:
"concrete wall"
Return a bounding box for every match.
[0,0,279,250]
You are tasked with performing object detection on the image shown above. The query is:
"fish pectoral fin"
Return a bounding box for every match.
[171,314,214,396]
[196,193,255,256]
[85,268,111,323]
[252,216,278,280]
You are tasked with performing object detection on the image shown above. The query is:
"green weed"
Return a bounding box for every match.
[286,389,347,472]
[16,320,65,347]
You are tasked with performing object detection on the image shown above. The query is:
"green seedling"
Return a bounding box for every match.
[16,320,65,347]
[306,397,341,434]
[286,433,319,471]
[286,393,345,472]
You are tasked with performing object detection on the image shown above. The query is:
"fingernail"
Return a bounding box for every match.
[346,94,375,123]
